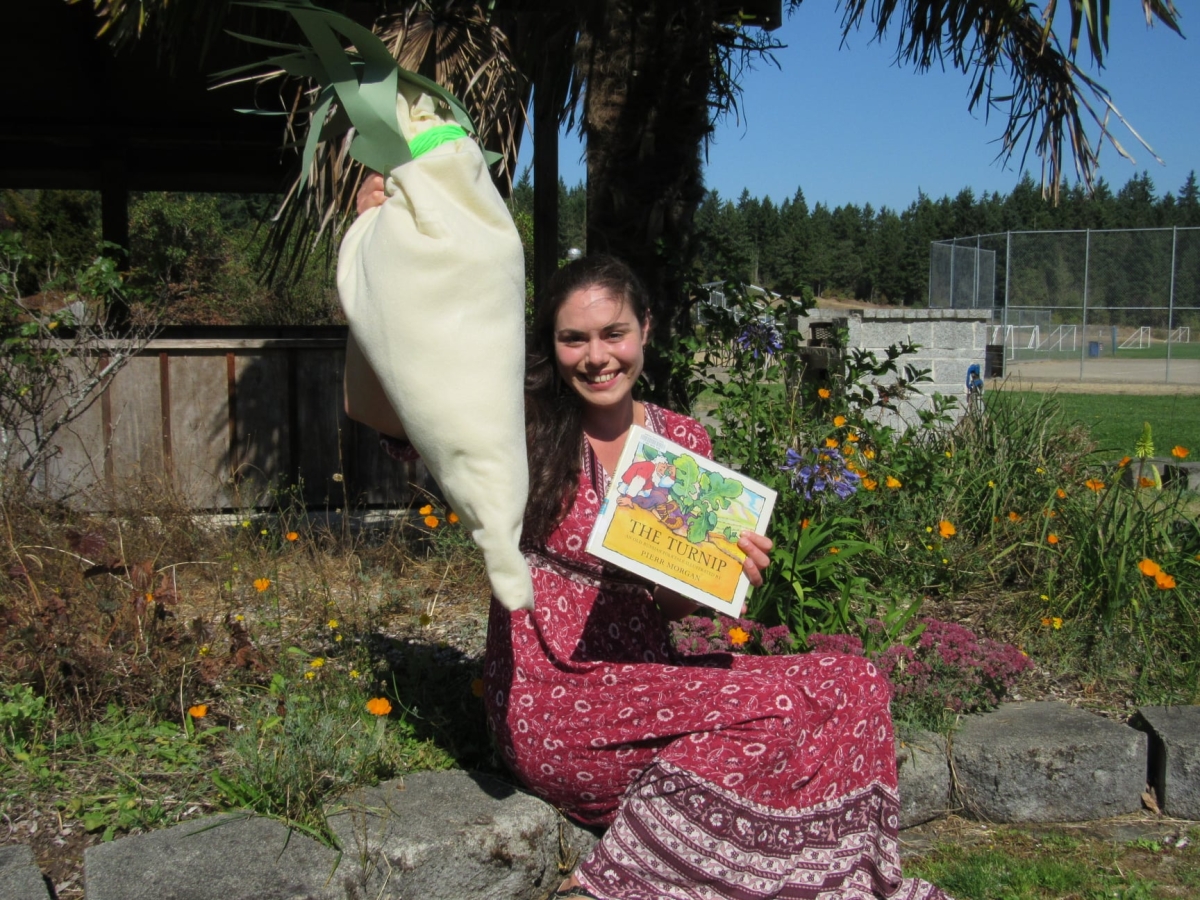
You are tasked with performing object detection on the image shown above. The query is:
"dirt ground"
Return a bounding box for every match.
[997,358,1200,394]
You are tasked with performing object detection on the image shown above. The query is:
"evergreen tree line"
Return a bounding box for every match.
[687,170,1200,306]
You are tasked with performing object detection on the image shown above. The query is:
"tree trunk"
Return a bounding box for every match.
[578,0,716,408]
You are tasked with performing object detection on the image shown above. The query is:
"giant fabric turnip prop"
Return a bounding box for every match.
[231,1,532,610]
[339,92,532,611]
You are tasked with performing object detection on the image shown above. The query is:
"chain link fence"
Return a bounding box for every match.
[930,228,1200,385]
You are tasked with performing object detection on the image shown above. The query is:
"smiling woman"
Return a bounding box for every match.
[480,255,946,900]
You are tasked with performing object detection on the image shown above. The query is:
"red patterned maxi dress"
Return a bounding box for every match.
[483,404,948,900]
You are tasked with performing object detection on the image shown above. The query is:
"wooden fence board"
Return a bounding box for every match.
[106,353,166,487]
[228,350,289,508]
[31,328,433,511]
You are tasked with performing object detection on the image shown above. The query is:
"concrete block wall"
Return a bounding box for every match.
[800,307,992,432]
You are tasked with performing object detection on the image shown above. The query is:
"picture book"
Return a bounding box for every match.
[586,425,776,618]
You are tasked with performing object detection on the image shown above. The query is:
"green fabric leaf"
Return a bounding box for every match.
[231,0,488,176]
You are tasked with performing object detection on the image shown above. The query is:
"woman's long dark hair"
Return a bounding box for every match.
[522,255,651,548]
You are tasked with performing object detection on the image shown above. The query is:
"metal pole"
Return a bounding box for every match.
[1167,226,1178,384]
[975,235,982,309]
[1080,230,1090,381]
[927,242,934,307]
[1004,231,1012,357]
[948,241,956,308]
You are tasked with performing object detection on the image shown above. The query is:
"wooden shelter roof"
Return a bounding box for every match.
[1,0,293,194]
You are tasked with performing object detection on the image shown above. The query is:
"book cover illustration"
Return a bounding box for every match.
[586,425,776,618]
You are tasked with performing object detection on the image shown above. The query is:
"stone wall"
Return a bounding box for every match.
[800,307,992,431]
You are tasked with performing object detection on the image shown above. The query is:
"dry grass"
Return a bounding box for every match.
[0,476,494,898]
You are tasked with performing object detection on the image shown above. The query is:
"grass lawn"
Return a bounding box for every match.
[1114,343,1200,361]
[989,390,1200,459]
[906,824,1200,900]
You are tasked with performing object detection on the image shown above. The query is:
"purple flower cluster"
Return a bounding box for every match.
[670,614,794,656]
[735,317,784,359]
[674,614,1031,724]
[873,618,1033,717]
[781,447,861,500]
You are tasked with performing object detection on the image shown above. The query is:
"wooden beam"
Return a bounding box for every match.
[533,81,560,298]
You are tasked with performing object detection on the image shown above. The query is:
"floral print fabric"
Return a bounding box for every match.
[483,404,947,900]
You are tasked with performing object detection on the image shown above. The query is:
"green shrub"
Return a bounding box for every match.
[685,285,1198,707]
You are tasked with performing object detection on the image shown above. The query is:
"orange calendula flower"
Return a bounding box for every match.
[1139,477,1156,488]
[824,438,839,449]
[366,697,392,716]
[253,577,270,592]
[818,388,831,399]
[728,627,750,647]
[1007,511,1021,522]
[1056,488,1067,499]
[1047,534,1060,545]
[188,704,208,719]
[829,547,840,555]
[1171,446,1189,459]
[419,504,433,515]
[833,415,847,427]
[864,448,875,459]
[1044,509,1057,518]
[862,477,878,491]
[843,443,856,455]
[285,531,299,542]
[1084,479,1105,492]
[448,512,460,524]
[1138,558,1162,577]
[1118,456,1132,468]
[800,518,810,529]
[846,433,859,443]
[885,476,902,489]
[938,520,956,539]
[424,515,440,528]
[1155,571,1177,590]
[471,678,485,697]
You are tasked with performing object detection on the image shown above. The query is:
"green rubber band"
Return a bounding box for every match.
[409,124,468,160]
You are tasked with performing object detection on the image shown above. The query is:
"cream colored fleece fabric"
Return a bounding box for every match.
[338,87,533,611]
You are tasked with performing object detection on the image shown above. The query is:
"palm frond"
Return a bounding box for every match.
[240,0,528,284]
[834,0,1183,200]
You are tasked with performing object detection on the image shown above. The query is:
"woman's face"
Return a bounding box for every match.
[553,284,649,416]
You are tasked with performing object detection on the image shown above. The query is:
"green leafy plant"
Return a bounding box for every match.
[217,662,454,842]
[690,284,932,650]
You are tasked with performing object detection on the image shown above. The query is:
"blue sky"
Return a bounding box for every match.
[524,4,1198,212]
